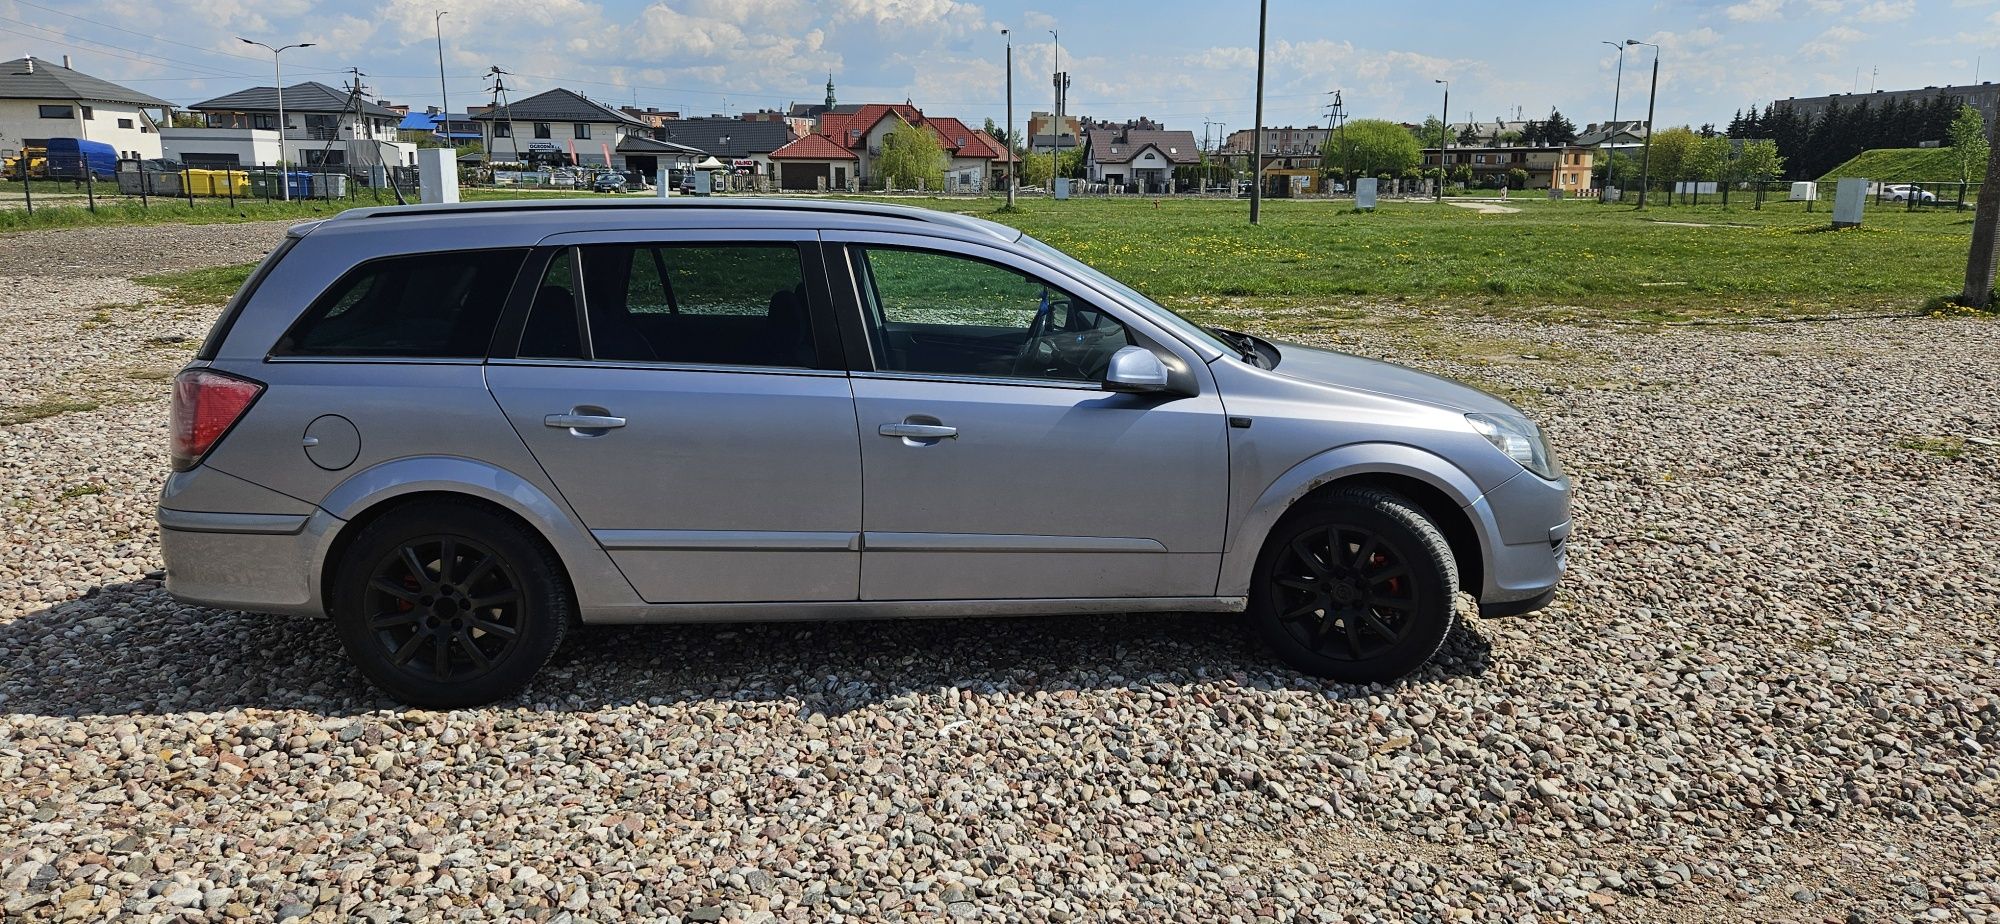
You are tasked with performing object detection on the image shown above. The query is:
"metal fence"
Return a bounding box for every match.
[6,164,420,216]
[1609,178,1980,212]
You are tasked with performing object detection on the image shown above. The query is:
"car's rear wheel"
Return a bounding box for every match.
[331,500,570,708]
[1250,486,1458,684]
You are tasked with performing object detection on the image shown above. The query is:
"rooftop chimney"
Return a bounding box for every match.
[62,55,71,69]
[22,56,31,73]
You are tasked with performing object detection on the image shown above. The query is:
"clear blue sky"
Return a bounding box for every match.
[3,0,1990,135]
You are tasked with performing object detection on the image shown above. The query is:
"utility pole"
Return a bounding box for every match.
[1629,39,1660,208]
[1434,79,1449,203]
[239,36,315,201]
[435,12,451,143]
[1204,119,1222,192]
[486,67,519,164]
[1003,27,1015,207]
[1049,28,1060,199]
[1250,0,1267,224]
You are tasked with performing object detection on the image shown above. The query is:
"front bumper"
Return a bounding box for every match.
[1466,469,1571,613]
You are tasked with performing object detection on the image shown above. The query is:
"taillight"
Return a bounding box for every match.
[169,368,263,471]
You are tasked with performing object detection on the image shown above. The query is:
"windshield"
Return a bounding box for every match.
[1017,234,1238,358]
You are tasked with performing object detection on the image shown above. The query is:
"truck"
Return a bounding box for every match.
[43,138,117,180]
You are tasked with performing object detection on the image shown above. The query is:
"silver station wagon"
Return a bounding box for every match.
[160,199,1570,707]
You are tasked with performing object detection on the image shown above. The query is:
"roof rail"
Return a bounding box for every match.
[330,196,1010,239]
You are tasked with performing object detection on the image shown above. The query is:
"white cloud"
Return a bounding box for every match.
[1725,0,1786,22]
[1853,0,1916,19]
[1799,24,1865,59]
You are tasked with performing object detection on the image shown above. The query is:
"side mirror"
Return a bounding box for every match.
[1103,345,1170,393]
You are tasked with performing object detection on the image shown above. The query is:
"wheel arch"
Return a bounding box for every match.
[312,456,637,614]
[1220,444,1496,598]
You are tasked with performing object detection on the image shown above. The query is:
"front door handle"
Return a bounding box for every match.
[545,413,626,430]
[879,423,957,440]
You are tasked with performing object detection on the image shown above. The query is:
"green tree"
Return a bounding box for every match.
[1646,126,1698,195]
[1322,119,1422,180]
[1020,150,1053,187]
[1733,139,1784,184]
[1949,105,1989,185]
[877,116,946,189]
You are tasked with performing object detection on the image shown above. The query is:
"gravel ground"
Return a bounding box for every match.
[1,223,1998,923]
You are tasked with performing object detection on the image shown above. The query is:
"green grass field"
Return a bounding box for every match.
[80,190,1986,324]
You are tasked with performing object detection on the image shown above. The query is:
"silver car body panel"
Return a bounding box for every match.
[162,198,1567,626]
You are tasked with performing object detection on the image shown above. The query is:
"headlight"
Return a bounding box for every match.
[1466,413,1563,480]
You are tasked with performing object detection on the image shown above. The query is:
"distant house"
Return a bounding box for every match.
[1423,144,1594,192]
[470,88,648,168]
[0,55,172,162]
[178,81,411,170]
[654,118,795,176]
[1084,128,1199,192]
[1026,110,1080,155]
[398,108,481,145]
[815,103,1009,189]
[767,132,860,190]
[1575,120,1648,157]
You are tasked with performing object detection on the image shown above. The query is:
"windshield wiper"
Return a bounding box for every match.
[1206,326,1265,368]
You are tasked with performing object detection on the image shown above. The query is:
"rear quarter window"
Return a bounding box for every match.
[272,249,527,358]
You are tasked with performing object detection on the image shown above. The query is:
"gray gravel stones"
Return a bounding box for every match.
[1,223,1998,921]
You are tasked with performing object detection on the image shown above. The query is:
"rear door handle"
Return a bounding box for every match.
[545,413,626,430]
[879,423,957,439]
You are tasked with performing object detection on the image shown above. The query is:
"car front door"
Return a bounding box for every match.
[827,233,1230,602]
[486,230,862,604]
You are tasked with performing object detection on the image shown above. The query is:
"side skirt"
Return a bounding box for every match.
[579,596,1249,625]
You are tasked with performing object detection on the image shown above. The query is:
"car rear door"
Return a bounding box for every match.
[485,229,863,604]
[823,232,1231,602]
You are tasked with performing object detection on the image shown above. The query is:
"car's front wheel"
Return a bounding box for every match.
[1250,487,1459,684]
[330,500,571,708]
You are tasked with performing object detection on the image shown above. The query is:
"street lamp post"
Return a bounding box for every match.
[435,12,451,145]
[1434,79,1449,203]
[239,37,315,202]
[1600,39,1625,200]
[1003,27,1015,207]
[1250,0,1268,224]
[1628,39,1660,208]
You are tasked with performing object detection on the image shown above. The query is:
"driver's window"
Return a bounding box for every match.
[857,247,1130,382]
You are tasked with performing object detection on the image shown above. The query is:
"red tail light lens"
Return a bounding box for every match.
[169,368,263,471]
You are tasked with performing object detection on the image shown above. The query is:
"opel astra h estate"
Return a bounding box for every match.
[159,199,1570,707]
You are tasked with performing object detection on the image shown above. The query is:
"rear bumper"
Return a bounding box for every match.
[158,508,334,617]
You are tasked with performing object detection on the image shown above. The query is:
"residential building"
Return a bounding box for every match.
[0,55,171,162]
[1223,125,1330,173]
[766,131,859,190]
[181,81,409,169]
[1083,127,1200,192]
[1778,83,1995,129]
[470,88,649,168]
[740,109,814,140]
[1575,120,1647,157]
[397,108,482,145]
[619,106,679,129]
[816,103,1009,189]
[1026,110,1080,154]
[654,118,795,176]
[1080,115,1162,134]
[1421,144,1594,192]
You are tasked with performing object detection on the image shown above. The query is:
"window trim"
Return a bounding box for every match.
[267,247,530,360]
[37,104,73,119]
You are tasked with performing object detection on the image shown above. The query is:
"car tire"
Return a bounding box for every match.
[1249,487,1459,684]
[330,500,571,708]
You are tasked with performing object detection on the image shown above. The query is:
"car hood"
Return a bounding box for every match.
[1266,340,1522,416]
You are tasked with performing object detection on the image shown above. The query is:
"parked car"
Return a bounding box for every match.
[160,198,1570,706]
[1883,184,1938,204]
[590,173,628,193]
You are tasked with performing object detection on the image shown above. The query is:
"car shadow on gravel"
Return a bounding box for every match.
[0,579,1491,718]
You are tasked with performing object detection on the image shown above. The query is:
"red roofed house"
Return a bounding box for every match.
[773,102,1011,191]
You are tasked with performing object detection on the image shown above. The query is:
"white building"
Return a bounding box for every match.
[177,81,411,170]
[471,88,649,168]
[0,55,171,162]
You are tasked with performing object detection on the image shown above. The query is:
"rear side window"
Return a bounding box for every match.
[575,243,815,367]
[274,249,526,357]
